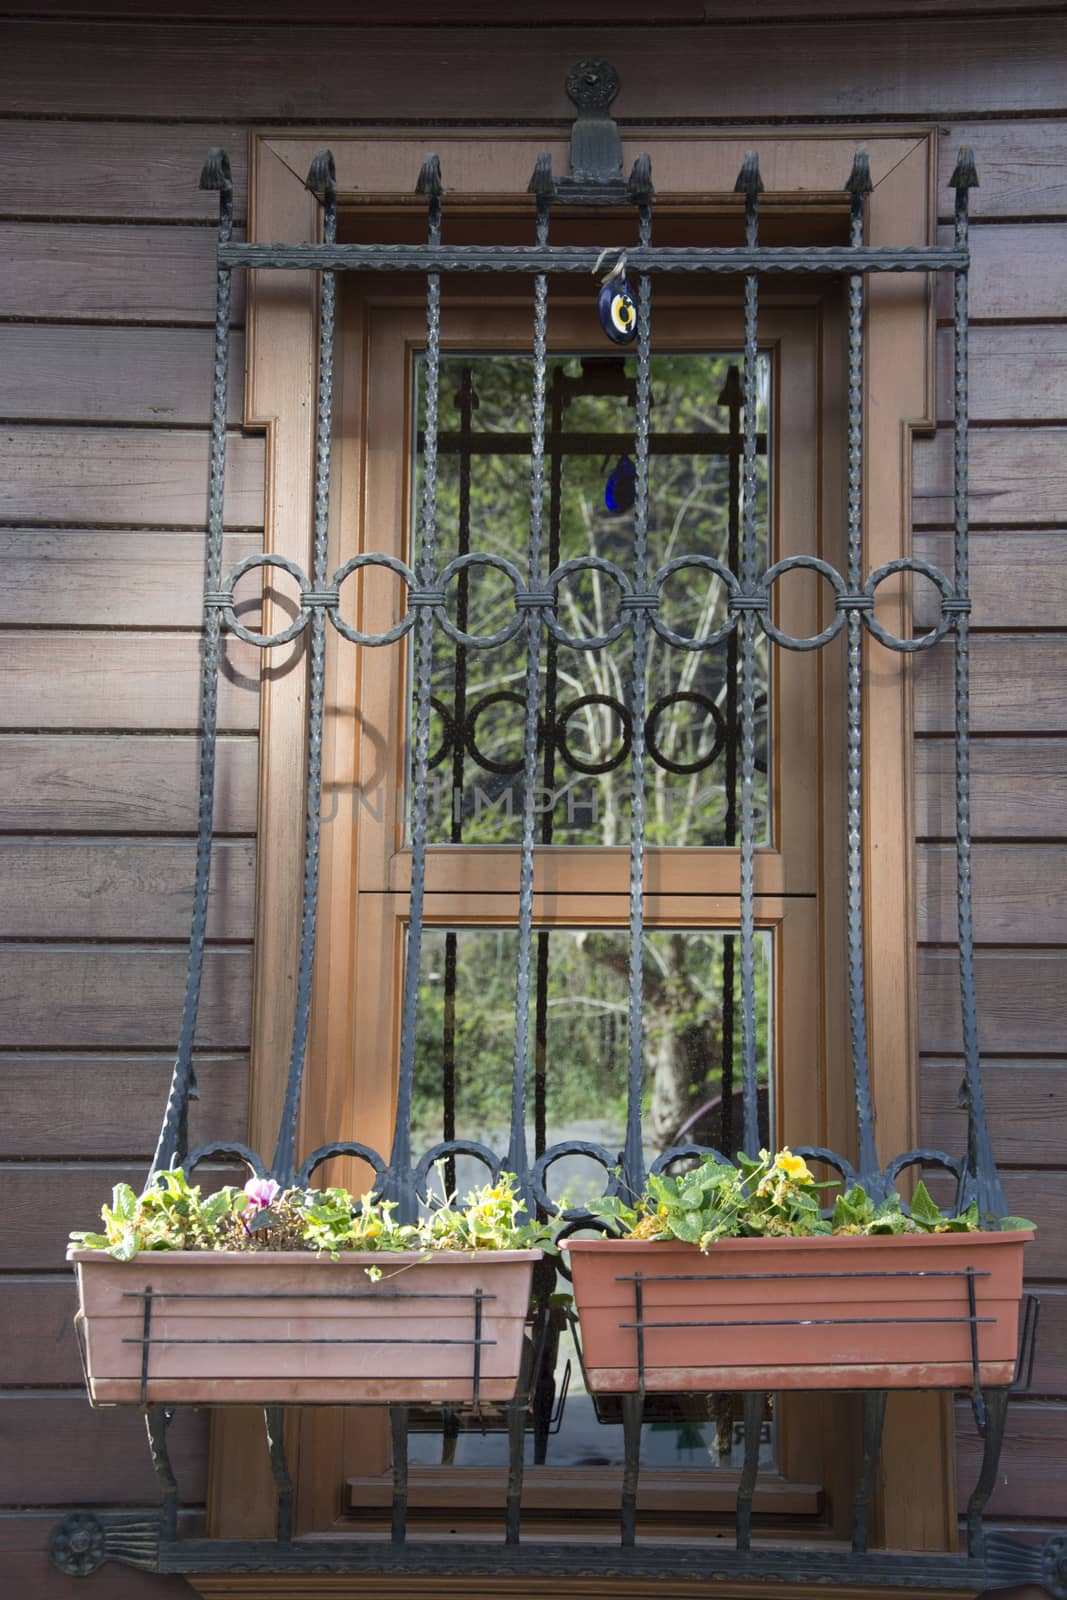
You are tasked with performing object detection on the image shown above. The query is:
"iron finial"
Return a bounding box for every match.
[950,144,980,192]
[845,148,873,196]
[734,151,764,198]
[305,148,337,201]
[415,153,445,199]
[562,57,624,195]
[627,152,654,206]
[527,151,555,201]
[199,148,232,192]
[566,57,620,118]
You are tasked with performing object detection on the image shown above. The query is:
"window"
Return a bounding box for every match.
[337,301,817,1518]
[213,127,954,1557]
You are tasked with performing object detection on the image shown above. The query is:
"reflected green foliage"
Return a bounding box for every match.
[413,926,770,1158]
[413,352,770,849]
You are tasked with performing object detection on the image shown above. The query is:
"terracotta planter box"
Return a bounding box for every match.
[564,1232,1031,1393]
[70,1248,541,1406]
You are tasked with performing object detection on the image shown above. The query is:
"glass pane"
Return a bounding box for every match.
[408,924,773,1473]
[411,352,771,848]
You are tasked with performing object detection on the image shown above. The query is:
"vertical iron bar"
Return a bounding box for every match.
[621,1270,644,1547]
[719,363,742,1158]
[949,148,1007,1221]
[507,154,553,1196]
[441,366,474,1196]
[736,1390,765,1552]
[472,1286,484,1404]
[390,155,445,1220]
[270,151,338,1185]
[505,1311,540,1545]
[622,153,654,1198]
[138,1286,153,1407]
[965,1385,1010,1559]
[967,1264,987,1433]
[145,1404,178,1545]
[534,371,565,1171]
[264,1405,293,1544]
[390,1405,409,1545]
[735,152,763,1159]
[844,151,881,1189]
[619,1389,643,1547]
[151,150,233,1177]
[851,1388,887,1553]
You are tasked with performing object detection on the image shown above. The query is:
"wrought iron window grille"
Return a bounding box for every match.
[51,61,1063,1598]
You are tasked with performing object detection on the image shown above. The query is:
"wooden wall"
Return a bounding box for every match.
[1,3,1063,1593]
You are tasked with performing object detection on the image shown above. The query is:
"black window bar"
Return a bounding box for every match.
[50,61,1062,1600]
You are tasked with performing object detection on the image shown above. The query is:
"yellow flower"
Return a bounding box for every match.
[774,1148,814,1186]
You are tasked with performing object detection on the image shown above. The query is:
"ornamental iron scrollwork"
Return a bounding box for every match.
[52,60,1055,1598]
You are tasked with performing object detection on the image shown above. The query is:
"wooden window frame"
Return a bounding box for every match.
[206,126,951,1581]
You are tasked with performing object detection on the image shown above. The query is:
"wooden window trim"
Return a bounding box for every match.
[206,126,949,1572]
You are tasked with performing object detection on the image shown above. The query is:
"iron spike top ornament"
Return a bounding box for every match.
[595,249,638,345]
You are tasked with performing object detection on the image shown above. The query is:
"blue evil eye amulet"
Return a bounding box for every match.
[604,454,637,514]
[598,269,638,346]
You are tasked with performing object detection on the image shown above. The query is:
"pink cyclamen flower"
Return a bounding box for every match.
[244,1176,281,1211]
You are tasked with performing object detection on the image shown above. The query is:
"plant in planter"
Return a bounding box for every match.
[69,1168,552,1407]
[564,1149,1034,1393]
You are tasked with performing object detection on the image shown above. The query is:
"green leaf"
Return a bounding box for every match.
[909,1180,944,1227]
[111,1183,138,1222]
[667,1209,704,1244]
[109,1225,142,1261]
[998,1215,1036,1231]
[70,1231,109,1250]
[199,1189,234,1229]
[247,1208,279,1233]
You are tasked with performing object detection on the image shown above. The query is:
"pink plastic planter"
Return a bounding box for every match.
[69,1248,541,1406]
[564,1232,1031,1393]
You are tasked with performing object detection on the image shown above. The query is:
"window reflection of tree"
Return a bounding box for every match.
[412,353,772,1167]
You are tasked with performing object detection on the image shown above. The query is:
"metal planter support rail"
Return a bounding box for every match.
[51,61,1062,1598]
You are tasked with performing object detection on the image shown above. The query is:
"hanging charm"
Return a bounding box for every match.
[604,453,636,513]
[595,250,638,345]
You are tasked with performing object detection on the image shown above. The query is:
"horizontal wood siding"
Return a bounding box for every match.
[0,33,263,1586]
[0,3,1063,1586]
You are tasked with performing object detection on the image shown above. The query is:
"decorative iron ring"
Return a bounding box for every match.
[431,552,526,649]
[543,555,632,650]
[415,1139,502,1199]
[296,1140,389,1189]
[758,555,847,651]
[328,552,419,646]
[882,1147,966,1188]
[651,1142,734,1175]
[219,552,314,648]
[555,693,632,776]
[790,1145,858,1178]
[645,690,726,775]
[531,1139,620,1218]
[862,557,955,652]
[180,1140,267,1179]
[650,554,740,652]
[464,689,541,776]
